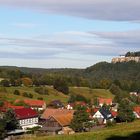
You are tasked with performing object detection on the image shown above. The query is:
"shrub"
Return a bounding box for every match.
[22,92,28,97]
[0,87,7,93]
[22,92,33,98]
[106,120,116,127]
[0,101,4,107]
[37,97,43,100]
[13,90,20,95]
[68,94,88,103]
[34,87,49,95]
[28,93,33,98]
[21,77,33,87]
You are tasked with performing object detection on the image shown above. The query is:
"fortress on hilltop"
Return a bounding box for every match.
[112,51,140,63]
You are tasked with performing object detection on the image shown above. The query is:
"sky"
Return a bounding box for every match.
[0,0,140,68]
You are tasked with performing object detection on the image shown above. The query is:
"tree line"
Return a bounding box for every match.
[0,61,140,93]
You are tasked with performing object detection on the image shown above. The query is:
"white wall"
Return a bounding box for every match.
[19,117,39,130]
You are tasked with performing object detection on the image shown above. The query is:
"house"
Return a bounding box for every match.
[15,99,46,111]
[111,111,118,118]
[40,113,74,135]
[66,104,73,110]
[40,109,74,134]
[133,106,140,119]
[111,103,118,112]
[0,101,24,112]
[93,108,114,124]
[98,98,112,107]
[14,108,39,130]
[130,92,139,96]
[48,100,64,108]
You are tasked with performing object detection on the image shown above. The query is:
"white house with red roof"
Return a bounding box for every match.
[98,98,112,107]
[133,106,140,119]
[15,99,46,111]
[14,108,39,130]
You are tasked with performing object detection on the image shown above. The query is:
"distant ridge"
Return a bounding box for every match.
[0,65,83,75]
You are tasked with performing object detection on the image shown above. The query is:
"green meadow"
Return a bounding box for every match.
[0,86,114,105]
[20,120,140,140]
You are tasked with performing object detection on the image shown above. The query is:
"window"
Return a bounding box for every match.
[22,120,25,124]
[35,118,38,123]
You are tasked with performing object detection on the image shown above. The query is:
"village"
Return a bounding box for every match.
[0,90,140,140]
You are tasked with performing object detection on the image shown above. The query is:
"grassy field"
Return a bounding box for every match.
[20,120,140,140]
[0,86,114,104]
[0,86,68,104]
[70,87,114,99]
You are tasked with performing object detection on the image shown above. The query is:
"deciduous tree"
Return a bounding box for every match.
[118,99,135,122]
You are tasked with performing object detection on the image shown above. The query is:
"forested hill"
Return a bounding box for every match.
[85,61,140,81]
[84,61,140,90]
[1,61,140,79]
[0,61,140,91]
[0,66,83,75]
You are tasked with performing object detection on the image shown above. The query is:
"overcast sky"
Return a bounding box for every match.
[0,0,140,68]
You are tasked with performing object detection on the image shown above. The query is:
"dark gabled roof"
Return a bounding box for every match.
[99,108,113,120]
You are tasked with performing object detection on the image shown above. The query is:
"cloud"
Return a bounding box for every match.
[90,30,140,54]
[0,30,139,60]
[0,0,140,21]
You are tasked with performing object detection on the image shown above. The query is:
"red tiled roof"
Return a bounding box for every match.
[9,105,24,110]
[14,108,38,119]
[93,108,99,113]
[0,107,6,112]
[98,98,112,105]
[86,108,91,113]
[133,106,140,116]
[111,111,118,117]
[3,101,12,107]
[0,101,24,112]
[41,108,74,119]
[15,99,45,107]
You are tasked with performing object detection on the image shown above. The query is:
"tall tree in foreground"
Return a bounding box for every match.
[70,106,90,132]
[118,99,135,122]
[0,119,6,139]
[4,109,19,131]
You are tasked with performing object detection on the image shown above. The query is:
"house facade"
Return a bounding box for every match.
[133,106,140,119]
[93,108,114,124]
[15,99,46,111]
[40,109,74,134]
[14,108,39,130]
